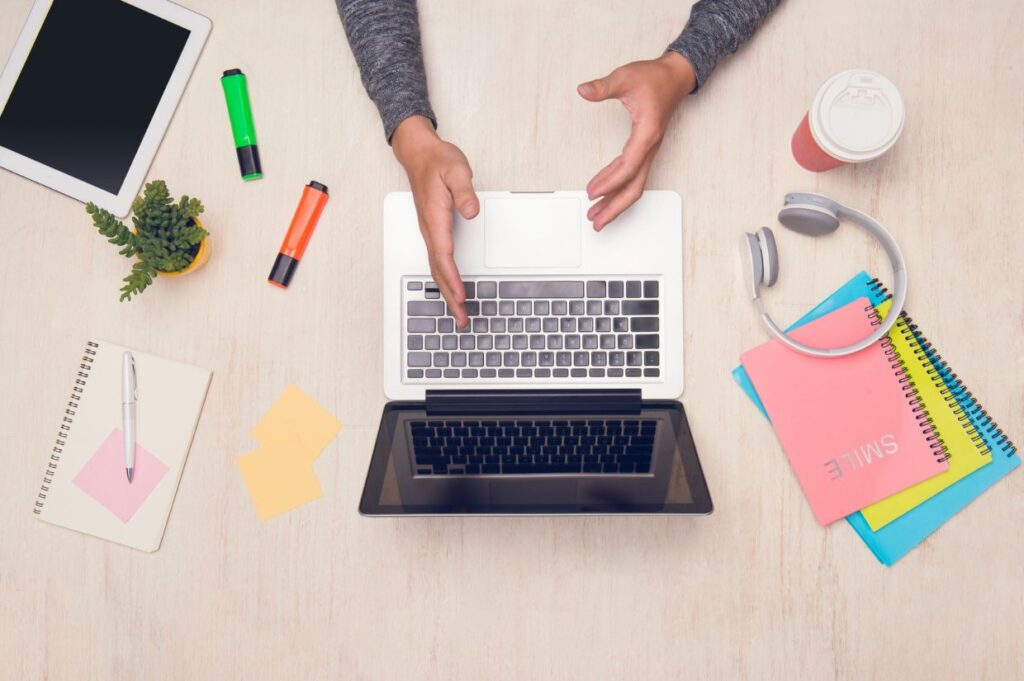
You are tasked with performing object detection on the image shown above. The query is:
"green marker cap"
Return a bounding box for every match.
[221,69,262,180]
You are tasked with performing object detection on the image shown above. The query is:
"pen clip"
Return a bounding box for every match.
[127,353,138,400]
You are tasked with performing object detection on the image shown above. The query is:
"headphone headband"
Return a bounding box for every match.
[747,193,907,358]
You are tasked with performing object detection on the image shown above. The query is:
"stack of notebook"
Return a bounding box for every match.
[735,272,1018,565]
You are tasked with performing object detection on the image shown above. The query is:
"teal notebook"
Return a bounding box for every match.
[733,271,1019,565]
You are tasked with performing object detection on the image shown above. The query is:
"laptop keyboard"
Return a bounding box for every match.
[410,418,657,475]
[404,278,662,382]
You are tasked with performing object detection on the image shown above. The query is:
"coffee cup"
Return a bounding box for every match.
[791,69,905,172]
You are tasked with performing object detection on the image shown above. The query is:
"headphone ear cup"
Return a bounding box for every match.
[757,227,779,286]
[744,232,765,288]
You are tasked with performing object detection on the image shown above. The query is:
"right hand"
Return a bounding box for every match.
[392,116,479,328]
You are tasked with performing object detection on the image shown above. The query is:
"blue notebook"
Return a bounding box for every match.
[733,271,1019,565]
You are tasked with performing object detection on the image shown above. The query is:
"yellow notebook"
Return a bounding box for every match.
[859,300,991,530]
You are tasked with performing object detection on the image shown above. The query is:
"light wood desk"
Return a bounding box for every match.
[1,1,1021,678]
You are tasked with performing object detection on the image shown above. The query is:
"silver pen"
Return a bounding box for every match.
[122,352,137,483]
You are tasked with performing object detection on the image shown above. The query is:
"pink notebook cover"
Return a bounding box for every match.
[741,298,948,525]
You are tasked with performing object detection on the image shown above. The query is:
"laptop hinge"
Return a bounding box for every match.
[424,389,642,416]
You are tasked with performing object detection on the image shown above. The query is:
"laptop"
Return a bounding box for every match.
[360,191,712,516]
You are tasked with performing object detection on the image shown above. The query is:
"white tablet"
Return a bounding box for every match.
[0,0,210,216]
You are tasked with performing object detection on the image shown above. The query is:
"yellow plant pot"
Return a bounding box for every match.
[156,218,211,278]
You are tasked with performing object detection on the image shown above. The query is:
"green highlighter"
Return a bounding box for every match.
[221,69,262,180]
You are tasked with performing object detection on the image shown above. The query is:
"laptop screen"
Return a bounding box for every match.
[359,401,712,515]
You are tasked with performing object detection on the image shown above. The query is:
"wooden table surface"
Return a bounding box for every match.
[1,1,1022,679]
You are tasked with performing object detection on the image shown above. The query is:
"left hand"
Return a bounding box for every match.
[578,52,696,231]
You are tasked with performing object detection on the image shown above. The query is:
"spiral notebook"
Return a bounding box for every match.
[734,271,1019,564]
[34,340,211,551]
[740,298,949,525]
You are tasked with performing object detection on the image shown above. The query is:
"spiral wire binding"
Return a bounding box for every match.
[868,278,998,460]
[34,341,98,515]
[868,304,950,463]
[906,321,1017,458]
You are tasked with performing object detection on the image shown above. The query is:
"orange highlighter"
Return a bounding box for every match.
[268,181,329,288]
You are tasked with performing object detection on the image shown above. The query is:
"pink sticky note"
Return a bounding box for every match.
[72,428,169,523]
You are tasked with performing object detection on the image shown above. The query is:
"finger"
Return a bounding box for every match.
[431,253,468,328]
[577,68,626,102]
[586,123,661,200]
[443,165,480,219]
[589,158,653,232]
[421,203,468,327]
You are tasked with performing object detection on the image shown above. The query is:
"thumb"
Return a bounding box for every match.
[578,70,624,102]
[447,168,480,220]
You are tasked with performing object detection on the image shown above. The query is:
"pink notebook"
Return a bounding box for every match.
[741,298,948,525]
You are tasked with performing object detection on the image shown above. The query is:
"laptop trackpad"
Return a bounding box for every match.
[484,197,582,268]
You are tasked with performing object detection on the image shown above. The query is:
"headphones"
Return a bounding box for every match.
[745,192,907,357]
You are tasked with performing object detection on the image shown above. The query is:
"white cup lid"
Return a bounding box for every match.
[809,69,905,163]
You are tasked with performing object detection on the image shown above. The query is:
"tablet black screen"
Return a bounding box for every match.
[0,0,190,194]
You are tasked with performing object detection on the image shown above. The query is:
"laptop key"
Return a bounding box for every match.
[512,335,528,349]
[609,281,624,298]
[408,352,432,367]
[443,369,459,378]
[604,300,619,315]
[522,352,537,367]
[571,369,587,377]
[482,301,497,316]
[464,282,476,299]
[539,352,555,366]
[542,317,558,332]
[408,318,435,333]
[610,352,625,366]
[408,336,423,350]
[425,289,440,299]
[608,368,624,377]
[625,368,641,377]
[481,369,497,378]
[587,300,602,315]
[644,368,660,377]
[438,318,454,333]
[626,281,642,298]
[460,336,476,350]
[472,318,488,333]
[409,301,445,316]
[554,368,570,377]
[426,369,442,378]
[569,301,585,315]
[644,351,660,366]
[442,335,458,350]
[469,352,484,367]
[622,300,659,315]
[566,335,581,349]
[579,318,594,332]
[407,281,423,291]
[596,317,611,332]
[583,335,598,349]
[587,281,606,298]
[573,352,589,366]
[509,318,524,333]
[635,335,659,349]
[478,336,493,350]
[617,335,633,349]
[627,352,643,366]
[556,352,572,367]
[486,352,501,367]
[643,280,659,298]
[499,281,584,298]
[592,352,607,367]
[517,301,532,316]
[589,368,605,377]
[503,352,519,367]
[433,353,449,367]
[498,369,514,378]
[547,335,563,349]
[632,317,659,332]
[526,317,541,332]
[499,301,515,315]
[552,300,568,315]
[534,301,550,315]
[495,335,511,349]
[535,368,551,378]
[600,334,616,349]
[452,352,467,367]
[516,369,532,378]
[530,335,545,349]
[408,369,424,378]
[478,281,497,298]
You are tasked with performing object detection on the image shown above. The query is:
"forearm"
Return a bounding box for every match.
[668,0,782,89]
[336,0,435,143]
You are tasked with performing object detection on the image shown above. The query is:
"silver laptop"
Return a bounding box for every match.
[362,191,710,516]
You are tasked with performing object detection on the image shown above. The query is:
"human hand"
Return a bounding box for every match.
[578,52,696,231]
[392,115,479,328]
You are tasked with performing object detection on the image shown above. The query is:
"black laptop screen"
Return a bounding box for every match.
[359,401,712,515]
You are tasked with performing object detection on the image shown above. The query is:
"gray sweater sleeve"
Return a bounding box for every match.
[336,0,436,143]
[668,0,782,89]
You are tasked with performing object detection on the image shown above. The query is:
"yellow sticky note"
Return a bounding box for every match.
[859,300,992,530]
[251,384,341,463]
[236,447,322,521]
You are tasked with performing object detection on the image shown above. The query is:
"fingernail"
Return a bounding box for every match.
[578,83,594,97]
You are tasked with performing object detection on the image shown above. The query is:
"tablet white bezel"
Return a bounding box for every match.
[0,0,211,216]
